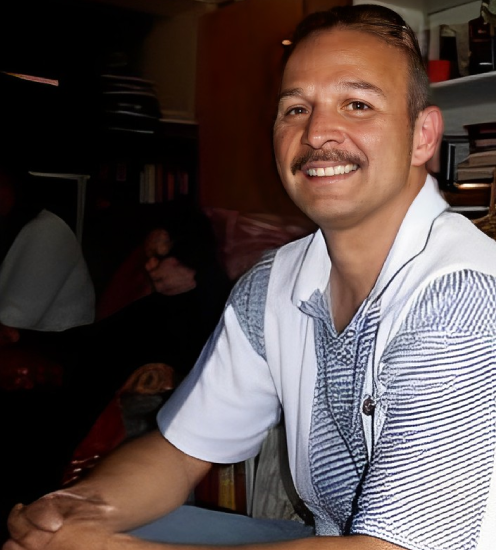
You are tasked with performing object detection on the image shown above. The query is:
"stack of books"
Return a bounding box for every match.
[457,151,496,184]
[455,122,496,183]
[445,122,496,213]
[457,122,496,185]
[100,74,161,136]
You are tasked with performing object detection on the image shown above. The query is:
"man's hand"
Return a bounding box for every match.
[4,490,114,550]
[146,256,197,296]
[3,432,211,550]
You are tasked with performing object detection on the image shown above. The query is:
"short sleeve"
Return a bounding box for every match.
[352,270,496,550]
[157,254,282,463]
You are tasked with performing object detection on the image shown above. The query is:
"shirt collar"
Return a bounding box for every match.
[292,174,449,306]
[370,174,448,300]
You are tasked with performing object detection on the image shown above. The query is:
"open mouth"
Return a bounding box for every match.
[306,164,358,177]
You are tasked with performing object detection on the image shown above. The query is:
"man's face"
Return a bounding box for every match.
[144,228,173,261]
[144,228,197,296]
[273,29,418,233]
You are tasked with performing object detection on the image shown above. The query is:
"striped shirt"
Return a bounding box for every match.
[159,175,496,549]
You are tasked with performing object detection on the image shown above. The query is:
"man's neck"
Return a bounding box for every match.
[327,227,394,332]
[323,172,427,332]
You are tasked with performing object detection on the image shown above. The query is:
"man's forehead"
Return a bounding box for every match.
[280,28,407,90]
[284,27,403,68]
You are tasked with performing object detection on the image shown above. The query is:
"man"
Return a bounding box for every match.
[5,5,496,550]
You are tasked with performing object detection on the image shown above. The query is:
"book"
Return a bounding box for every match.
[143,164,156,204]
[458,149,496,167]
[473,137,496,150]
[155,163,163,203]
[465,121,496,138]
[464,121,496,153]
[457,165,495,182]
[166,170,175,201]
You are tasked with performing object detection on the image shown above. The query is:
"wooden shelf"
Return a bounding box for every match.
[426,0,476,15]
[431,72,496,135]
[431,72,496,109]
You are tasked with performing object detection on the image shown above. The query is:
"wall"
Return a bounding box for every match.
[142,4,215,122]
[352,0,427,31]
[195,0,305,216]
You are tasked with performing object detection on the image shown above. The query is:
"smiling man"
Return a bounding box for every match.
[5,5,496,550]
[273,20,439,333]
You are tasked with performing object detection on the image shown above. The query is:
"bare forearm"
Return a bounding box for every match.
[62,430,211,532]
[6,431,402,550]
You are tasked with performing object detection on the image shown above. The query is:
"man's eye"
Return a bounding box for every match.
[154,254,170,262]
[286,106,308,116]
[344,101,370,111]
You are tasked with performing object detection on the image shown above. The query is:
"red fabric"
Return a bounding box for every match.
[0,346,63,391]
[96,244,152,321]
[61,363,175,487]
[61,394,126,486]
[204,208,314,280]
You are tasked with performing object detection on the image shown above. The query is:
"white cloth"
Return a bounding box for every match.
[158,175,496,549]
[0,209,95,331]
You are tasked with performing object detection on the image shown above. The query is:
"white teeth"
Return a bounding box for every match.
[306,164,358,177]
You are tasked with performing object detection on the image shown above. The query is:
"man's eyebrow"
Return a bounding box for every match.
[277,81,386,103]
[339,79,386,98]
[277,87,304,104]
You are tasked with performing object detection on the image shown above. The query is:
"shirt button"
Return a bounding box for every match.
[362,396,376,416]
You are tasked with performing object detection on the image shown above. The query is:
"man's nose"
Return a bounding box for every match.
[145,257,160,272]
[303,107,346,149]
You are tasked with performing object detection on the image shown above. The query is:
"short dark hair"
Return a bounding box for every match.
[283,4,430,129]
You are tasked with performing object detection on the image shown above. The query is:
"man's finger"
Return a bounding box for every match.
[6,504,29,541]
[2,538,24,550]
[6,502,61,550]
[7,499,63,543]
[23,498,64,532]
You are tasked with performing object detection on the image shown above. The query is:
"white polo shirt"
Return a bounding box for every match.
[159,175,496,550]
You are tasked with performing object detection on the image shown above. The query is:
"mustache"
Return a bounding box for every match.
[291,149,365,175]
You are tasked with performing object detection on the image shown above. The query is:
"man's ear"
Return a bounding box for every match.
[411,106,444,167]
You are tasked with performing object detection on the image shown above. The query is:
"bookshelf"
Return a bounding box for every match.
[431,72,496,134]
[89,70,198,209]
[91,119,199,209]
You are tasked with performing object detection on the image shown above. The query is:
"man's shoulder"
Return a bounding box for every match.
[227,232,317,356]
[231,231,317,298]
[379,212,496,338]
[398,212,496,307]
[432,211,496,270]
